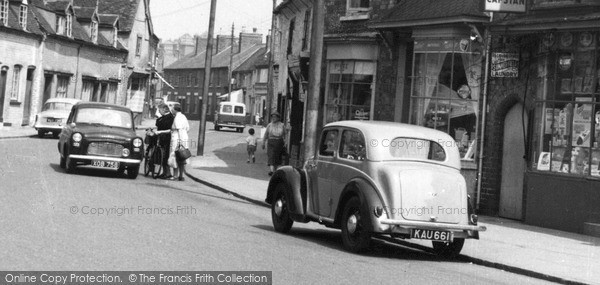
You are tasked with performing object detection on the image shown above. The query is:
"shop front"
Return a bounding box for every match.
[487,4,600,235]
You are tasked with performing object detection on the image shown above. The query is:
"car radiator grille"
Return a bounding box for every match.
[87,142,124,157]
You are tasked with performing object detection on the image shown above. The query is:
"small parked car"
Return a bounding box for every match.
[34,98,80,138]
[214,102,246,132]
[57,102,144,179]
[265,120,486,257]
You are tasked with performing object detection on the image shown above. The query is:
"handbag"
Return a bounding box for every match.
[175,141,192,161]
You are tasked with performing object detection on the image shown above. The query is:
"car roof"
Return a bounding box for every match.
[166,101,180,105]
[44,98,81,104]
[219,102,245,107]
[74,101,133,112]
[324,120,461,168]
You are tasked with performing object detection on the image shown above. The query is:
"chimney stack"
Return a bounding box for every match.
[239,31,263,53]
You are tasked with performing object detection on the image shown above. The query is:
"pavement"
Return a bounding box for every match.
[3,119,600,285]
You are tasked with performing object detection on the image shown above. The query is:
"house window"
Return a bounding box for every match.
[187,73,192,87]
[302,10,311,51]
[19,4,27,30]
[56,75,70,98]
[136,35,142,56]
[91,20,98,43]
[0,0,8,26]
[409,38,483,161]
[10,65,22,100]
[530,31,600,177]
[325,60,374,123]
[258,68,268,83]
[66,13,72,37]
[56,16,65,35]
[347,0,370,11]
[287,18,295,55]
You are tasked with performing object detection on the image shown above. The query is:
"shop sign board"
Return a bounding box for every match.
[484,0,526,13]
[491,52,519,78]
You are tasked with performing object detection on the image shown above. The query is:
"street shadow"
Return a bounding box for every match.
[480,216,600,247]
[250,224,465,263]
[191,142,270,182]
[140,179,255,206]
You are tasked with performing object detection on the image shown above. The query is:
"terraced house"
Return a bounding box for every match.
[0,0,157,128]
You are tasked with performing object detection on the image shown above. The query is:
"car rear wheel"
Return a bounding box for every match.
[214,125,220,131]
[127,165,140,179]
[38,130,45,138]
[271,183,293,233]
[341,197,371,253]
[432,238,465,258]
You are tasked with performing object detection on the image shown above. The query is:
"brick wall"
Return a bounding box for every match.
[479,35,538,215]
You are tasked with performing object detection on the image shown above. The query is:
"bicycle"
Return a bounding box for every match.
[143,128,164,179]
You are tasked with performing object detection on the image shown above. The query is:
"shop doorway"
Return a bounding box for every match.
[22,68,35,125]
[0,67,8,123]
[500,103,527,220]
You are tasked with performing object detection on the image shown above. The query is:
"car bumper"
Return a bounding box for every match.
[34,124,63,131]
[216,122,245,128]
[69,154,142,165]
[378,219,486,239]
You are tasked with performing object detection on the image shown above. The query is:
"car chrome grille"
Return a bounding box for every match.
[87,142,124,157]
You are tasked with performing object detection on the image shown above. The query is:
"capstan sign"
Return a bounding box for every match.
[484,0,526,13]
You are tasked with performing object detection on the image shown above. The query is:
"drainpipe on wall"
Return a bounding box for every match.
[476,13,494,211]
[74,44,82,99]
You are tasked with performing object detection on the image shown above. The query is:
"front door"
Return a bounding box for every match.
[22,68,35,125]
[500,103,527,220]
[0,67,8,122]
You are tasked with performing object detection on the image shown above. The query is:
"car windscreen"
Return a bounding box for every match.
[234,106,244,114]
[43,102,73,112]
[222,105,233,113]
[386,138,446,162]
[74,108,133,129]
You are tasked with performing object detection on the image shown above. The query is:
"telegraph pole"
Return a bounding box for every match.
[228,22,234,100]
[266,0,276,124]
[197,0,217,156]
[303,0,324,160]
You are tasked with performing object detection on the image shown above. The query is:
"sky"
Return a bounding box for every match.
[149,0,280,41]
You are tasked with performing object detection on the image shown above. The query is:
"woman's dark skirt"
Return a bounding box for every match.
[267,138,284,166]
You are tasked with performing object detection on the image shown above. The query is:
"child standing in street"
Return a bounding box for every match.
[246,128,258,163]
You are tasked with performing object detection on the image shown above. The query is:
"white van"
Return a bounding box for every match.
[214,102,246,132]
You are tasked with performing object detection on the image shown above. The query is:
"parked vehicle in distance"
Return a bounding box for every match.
[57,102,144,179]
[265,120,486,257]
[34,98,80,138]
[214,102,246,132]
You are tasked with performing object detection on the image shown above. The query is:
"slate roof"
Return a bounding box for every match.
[97,0,139,32]
[0,3,44,37]
[45,0,71,13]
[98,14,119,27]
[165,44,265,70]
[235,47,269,72]
[370,0,489,28]
[73,7,96,21]
[73,0,98,8]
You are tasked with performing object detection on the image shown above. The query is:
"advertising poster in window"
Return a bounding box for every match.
[491,53,519,78]
[571,99,592,148]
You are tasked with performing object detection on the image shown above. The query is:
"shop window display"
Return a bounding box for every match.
[532,31,600,177]
[325,61,374,123]
[409,39,482,160]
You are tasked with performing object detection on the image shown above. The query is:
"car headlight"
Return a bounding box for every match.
[133,138,143,147]
[72,133,82,142]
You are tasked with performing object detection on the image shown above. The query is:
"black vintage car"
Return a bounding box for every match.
[57,102,144,179]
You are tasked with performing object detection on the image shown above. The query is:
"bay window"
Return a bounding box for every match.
[409,38,483,160]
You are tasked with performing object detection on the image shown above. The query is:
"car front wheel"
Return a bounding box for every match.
[38,130,45,138]
[341,197,371,253]
[432,238,465,258]
[127,165,140,179]
[271,183,293,233]
[65,154,76,174]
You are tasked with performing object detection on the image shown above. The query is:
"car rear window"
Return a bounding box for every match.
[222,105,232,113]
[43,102,73,112]
[234,106,244,114]
[387,138,446,162]
[75,108,133,129]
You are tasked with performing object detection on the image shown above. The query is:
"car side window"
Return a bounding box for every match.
[340,130,366,161]
[319,129,339,157]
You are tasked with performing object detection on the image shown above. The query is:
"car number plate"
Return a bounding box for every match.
[91,160,119,169]
[411,229,452,242]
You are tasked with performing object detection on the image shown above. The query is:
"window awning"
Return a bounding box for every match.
[154,72,174,89]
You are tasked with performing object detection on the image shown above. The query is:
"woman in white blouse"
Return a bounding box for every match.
[169,105,190,181]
